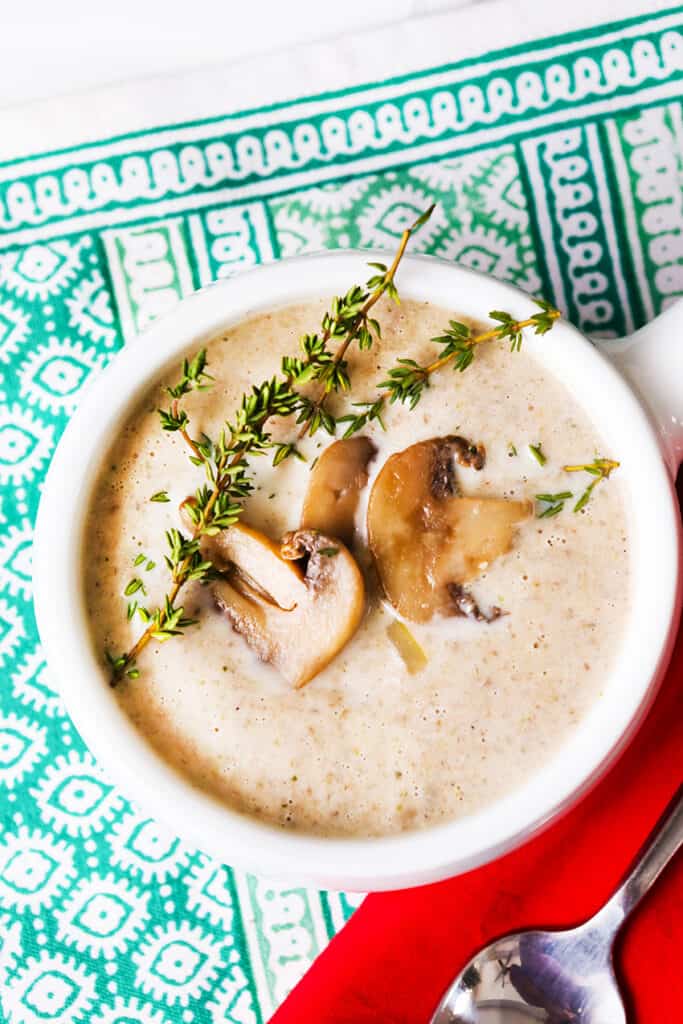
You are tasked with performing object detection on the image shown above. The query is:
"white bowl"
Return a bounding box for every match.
[33,253,683,891]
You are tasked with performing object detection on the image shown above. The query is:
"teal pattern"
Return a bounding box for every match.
[1,7,682,1021]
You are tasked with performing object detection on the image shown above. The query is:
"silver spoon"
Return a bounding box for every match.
[431,785,683,1024]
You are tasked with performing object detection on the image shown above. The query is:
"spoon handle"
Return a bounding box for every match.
[603,784,683,928]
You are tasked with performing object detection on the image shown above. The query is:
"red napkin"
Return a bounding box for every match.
[271,511,683,1022]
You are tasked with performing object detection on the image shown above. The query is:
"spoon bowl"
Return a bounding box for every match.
[431,924,624,1024]
[431,786,683,1023]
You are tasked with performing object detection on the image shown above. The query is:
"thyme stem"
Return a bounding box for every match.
[173,399,204,462]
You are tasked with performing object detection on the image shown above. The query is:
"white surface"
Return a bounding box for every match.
[0,0,672,161]
[0,0,472,108]
[33,253,682,891]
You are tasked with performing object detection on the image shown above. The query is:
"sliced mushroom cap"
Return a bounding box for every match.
[212,528,365,688]
[301,436,377,546]
[367,436,532,622]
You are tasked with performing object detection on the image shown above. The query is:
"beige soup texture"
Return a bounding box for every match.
[84,299,630,837]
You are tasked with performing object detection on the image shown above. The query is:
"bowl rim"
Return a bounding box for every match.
[33,250,682,891]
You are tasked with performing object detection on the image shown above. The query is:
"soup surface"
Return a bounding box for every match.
[84,298,630,836]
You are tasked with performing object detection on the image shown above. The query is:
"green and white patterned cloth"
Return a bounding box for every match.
[0,3,681,1021]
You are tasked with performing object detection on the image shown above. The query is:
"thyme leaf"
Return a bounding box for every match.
[535,491,573,518]
[124,578,145,597]
[528,443,547,467]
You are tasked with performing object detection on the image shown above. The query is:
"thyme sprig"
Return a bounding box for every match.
[107,205,436,682]
[158,349,214,459]
[341,300,561,434]
[338,397,387,439]
[108,376,308,681]
[295,204,435,438]
[563,458,620,512]
[380,300,560,410]
[533,458,619,518]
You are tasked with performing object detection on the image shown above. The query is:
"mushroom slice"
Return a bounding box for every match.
[213,528,365,688]
[201,521,307,611]
[367,436,532,622]
[301,436,377,546]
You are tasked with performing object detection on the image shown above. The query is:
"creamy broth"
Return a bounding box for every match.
[84,299,630,836]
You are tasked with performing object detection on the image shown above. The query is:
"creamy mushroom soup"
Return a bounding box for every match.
[84,298,630,836]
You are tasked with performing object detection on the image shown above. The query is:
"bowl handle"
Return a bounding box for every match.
[603,300,683,477]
